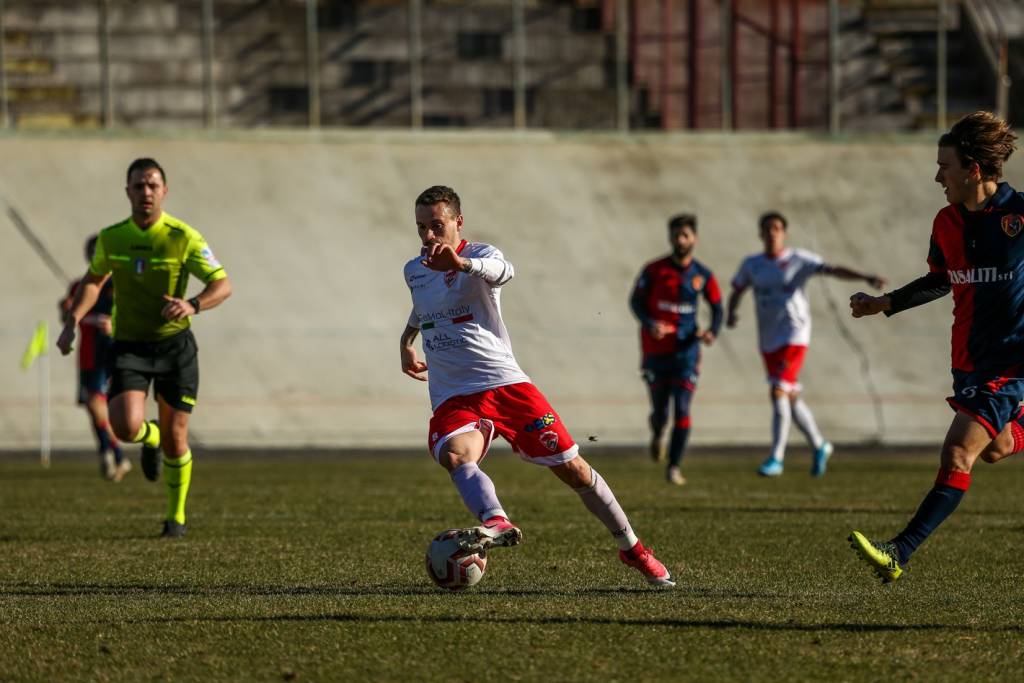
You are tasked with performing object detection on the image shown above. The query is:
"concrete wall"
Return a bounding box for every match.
[3,130,1019,451]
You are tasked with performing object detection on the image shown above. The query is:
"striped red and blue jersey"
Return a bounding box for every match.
[927,182,1024,372]
[630,256,723,356]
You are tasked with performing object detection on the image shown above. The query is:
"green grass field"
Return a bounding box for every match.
[2,447,1023,682]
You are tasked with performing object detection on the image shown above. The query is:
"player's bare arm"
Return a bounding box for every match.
[57,271,110,355]
[161,276,233,322]
[726,287,745,327]
[400,324,428,381]
[824,265,886,290]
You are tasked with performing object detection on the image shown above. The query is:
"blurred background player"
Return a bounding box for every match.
[401,185,674,587]
[727,211,884,477]
[57,158,232,538]
[848,111,1023,583]
[630,214,722,485]
[58,234,129,482]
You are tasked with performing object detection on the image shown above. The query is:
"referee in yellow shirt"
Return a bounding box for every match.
[58,158,232,538]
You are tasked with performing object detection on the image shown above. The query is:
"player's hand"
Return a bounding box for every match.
[421,243,465,273]
[866,275,887,290]
[849,292,889,318]
[698,330,716,346]
[401,345,428,381]
[161,294,197,321]
[726,312,738,328]
[56,321,76,355]
[97,314,113,336]
[648,321,675,340]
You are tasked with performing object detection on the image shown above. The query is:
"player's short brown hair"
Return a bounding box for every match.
[126,157,166,184]
[668,213,696,233]
[938,111,1018,180]
[415,185,461,216]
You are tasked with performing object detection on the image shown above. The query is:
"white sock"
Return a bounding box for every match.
[791,398,824,449]
[770,395,792,462]
[574,468,639,551]
[450,462,506,522]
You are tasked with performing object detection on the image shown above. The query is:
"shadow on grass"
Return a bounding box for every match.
[14,608,1024,634]
[0,582,679,598]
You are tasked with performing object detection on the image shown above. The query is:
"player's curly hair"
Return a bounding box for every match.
[415,185,461,216]
[938,111,1018,180]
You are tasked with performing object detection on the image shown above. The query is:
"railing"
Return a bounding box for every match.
[960,0,1013,118]
[0,0,1013,133]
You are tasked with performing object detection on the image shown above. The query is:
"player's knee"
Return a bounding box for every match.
[437,448,476,472]
[941,444,976,472]
[551,454,591,488]
[770,385,788,400]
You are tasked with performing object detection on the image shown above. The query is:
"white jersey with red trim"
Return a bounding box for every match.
[405,240,530,410]
[731,247,825,352]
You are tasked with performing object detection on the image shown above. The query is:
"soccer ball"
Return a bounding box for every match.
[425,529,487,591]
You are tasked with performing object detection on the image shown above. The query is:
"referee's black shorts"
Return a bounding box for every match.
[109,329,199,413]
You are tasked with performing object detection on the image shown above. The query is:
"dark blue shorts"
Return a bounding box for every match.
[77,368,110,404]
[947,367,1024,437]
[642,345,701,389]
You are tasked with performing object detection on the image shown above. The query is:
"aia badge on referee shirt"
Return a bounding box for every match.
[1002,214,1024,238]
[691,275,704,291]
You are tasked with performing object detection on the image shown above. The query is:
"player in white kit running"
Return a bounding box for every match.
[727,212,885,477]
[400,185,674,587]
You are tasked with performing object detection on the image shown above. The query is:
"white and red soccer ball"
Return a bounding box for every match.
[425,529,487,590]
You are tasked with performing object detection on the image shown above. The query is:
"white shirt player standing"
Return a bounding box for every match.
[400,185,673,587]
[726,212,885,478]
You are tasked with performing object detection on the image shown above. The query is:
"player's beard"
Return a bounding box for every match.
[673,245,693,260]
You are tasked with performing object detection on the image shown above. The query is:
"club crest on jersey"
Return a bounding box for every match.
[133,258,146,275]
[1002,214,1024,238]
[539,430,559,452]
[691,275,704,291]
[444,270,458,287]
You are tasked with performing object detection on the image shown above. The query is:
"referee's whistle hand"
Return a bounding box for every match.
[161,294,193,321]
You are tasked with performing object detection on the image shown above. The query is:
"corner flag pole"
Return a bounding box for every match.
[41,330,51,468]
[21,321,51,467]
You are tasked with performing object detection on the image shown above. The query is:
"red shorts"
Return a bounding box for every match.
[761,345,807,391]
[428,382,579,466]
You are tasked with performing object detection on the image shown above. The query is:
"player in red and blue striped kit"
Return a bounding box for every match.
[630,214,722,485]
[848,111,1023,582]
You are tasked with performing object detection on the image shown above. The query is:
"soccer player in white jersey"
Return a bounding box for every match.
[400,185,674,587]
[727,212,885,477]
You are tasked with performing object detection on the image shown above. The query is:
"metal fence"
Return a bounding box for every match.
[0,0,1016,133]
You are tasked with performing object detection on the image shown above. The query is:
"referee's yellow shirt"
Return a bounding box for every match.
[90,212,227,341]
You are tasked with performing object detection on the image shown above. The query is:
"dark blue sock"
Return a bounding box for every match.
[92,419,111,455]
[666,384,694,468]
[667,425,690,468]
[647,382,670,438]
[892,470,969,564]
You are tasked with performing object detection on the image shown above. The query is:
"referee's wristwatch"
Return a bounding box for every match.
[188,296,201,314]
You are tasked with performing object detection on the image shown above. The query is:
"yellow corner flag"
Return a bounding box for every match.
[20,322,48,370]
